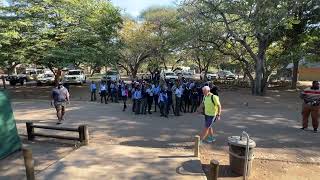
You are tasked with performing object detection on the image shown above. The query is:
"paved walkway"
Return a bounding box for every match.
[37,144,205,180]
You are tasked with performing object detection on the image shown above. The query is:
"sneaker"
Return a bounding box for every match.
[314,128,317,133]
[206,136,216,143]
[56,121,62,125]
[300,127,306,130]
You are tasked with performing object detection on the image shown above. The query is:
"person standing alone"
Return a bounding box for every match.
[197,86,221,143]
[51,82,70,124]
[300,81,320,133]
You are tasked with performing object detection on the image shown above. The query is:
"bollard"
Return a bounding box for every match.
[26,122,35,141]
[22,148,35,180]
[194,135,200,157]
[208,159,219,180]
[79,125,89,145]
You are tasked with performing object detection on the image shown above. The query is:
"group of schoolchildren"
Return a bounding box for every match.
[89,80,129,110]
[89,79,218,117]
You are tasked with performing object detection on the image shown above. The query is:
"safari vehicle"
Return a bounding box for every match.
[63,69,86,85]
[161,71,179,80]
[102,71,120,81]
[36,73,55,86]
[218,70,236,80]
[201,72,218,80]
[6,74,27,86]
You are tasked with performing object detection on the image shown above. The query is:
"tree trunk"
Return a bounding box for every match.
[291,59,299,89]
[131,67,138,80]
[254,40,268,96]
[54,69,62,86]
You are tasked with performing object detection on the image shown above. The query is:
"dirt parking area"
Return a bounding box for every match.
[1,85,319,180]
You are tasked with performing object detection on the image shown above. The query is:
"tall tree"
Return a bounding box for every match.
[181,0,319,95]
[117,20,157,79]
[141,7,182,69]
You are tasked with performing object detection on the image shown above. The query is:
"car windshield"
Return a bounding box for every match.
[166,73,175,76]
[106,72,117,75]
[68,71,81,75]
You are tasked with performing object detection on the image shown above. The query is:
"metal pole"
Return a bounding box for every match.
[22,148,35,180]
[194,135,200,157]
[242,131,250,180]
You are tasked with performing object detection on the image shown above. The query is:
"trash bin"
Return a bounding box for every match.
[228,136,256,176]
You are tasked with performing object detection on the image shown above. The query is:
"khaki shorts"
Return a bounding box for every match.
[54,102,66,110]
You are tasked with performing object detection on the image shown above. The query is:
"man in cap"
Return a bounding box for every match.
[51,81,70,124]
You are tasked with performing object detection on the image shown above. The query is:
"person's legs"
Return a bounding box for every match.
[140,98,145,114]
[104,94,107,104]
[302,104,311,129]
[200,128,210,140]
[160,102,164,116]
[115,91,119,103]
[200,115,214,140]
[55,107,62,120]
[132,99,136,112]
[310,106,319,131]
[123,97,127,111]
[175,97,180,116]
[91,91,94,101]
[147,97,153,113]
[135,99,141,114]
[154,95,159,112]
[93,91,96,101]
[61,106,65,120]
[164,103,168,117]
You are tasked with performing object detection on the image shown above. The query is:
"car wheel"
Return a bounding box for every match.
[9,80,16,86]
[20,79,25,85]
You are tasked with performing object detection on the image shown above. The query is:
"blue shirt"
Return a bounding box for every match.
[159,92,168,103]
[133,90,142,99]
[90,83,97,91]
[153,85,160,95]
[175,88,182,98]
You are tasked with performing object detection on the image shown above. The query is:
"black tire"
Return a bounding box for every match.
[9,80,17,86]
[20,79,25,85]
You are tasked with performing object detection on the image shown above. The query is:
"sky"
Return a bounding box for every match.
[111,0,178,17]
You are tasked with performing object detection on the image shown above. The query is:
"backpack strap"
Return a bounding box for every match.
[211,95,215,106]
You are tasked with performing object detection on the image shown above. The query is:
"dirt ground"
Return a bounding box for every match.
[1,83,320,180]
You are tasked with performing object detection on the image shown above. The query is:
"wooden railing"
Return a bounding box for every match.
[26,122,89,145]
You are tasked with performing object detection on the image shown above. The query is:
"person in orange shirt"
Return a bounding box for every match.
[300,81,320,133]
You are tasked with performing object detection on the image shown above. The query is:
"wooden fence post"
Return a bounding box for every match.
[194,135,200,157]
[208,159,219,180]
[26,122,34,141]
[1,75,6,89]
[79,125,89,145]
[22,148,35,180]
